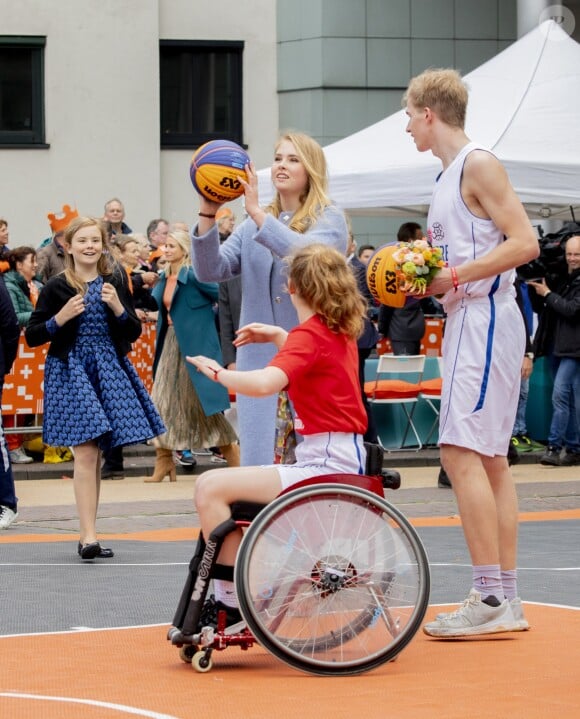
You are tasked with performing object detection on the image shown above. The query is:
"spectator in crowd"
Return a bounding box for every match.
[4,247,72,465]
[3,247,42,464]
[104,198,132,236]
[147,218,170,270]
[116,235,158,317]
[185,244,367,627]
[378,222,426,356]
[509,279,543,456]
[38,205,80,282]
[148,229,239,481]
[191,131,348,466]
[348,230,379,443]
[0,276,20,529]
[0,218,11,272]
[132,233,154,271]
[528,235,580,466]
[216,207,236,242]
[26,216,165,559]
[405,68,538,637]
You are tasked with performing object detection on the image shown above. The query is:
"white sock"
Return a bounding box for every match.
[213,579,238,608]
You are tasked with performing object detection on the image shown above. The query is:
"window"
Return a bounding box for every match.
[0,36,46,146]
[160,40,243,148]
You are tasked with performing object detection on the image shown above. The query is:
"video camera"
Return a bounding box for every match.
[516,221,580,284]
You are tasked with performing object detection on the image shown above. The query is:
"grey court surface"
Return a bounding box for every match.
[1,518,578,638]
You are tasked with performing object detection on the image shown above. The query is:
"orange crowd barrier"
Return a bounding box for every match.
[1,325,157,417]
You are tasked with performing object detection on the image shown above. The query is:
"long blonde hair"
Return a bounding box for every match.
[62,216,113,295]
[264,131,331,234]
[288,244,365,340]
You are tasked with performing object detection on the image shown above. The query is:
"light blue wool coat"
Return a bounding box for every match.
[191,206,348,465]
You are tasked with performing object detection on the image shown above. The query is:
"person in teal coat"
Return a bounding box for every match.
[148,229,238,482]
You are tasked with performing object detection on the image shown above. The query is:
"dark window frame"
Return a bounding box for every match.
[160,39,244,149]
[0,35,47,147]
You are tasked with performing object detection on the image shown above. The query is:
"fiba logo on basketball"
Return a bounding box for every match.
[190,140,250,202]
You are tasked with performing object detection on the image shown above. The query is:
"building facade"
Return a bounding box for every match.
[2,0,576,245]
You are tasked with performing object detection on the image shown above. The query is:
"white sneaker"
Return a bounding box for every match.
[423,589,519,637]
[435,596,530,632]
[9,447,33,464]
[510,597,530,631]
[0,505,18,529]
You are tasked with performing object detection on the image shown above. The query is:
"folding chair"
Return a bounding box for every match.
[419,356,444,446]
[364,354,426,451]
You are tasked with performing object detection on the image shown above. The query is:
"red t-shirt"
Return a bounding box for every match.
[269,315,367,436]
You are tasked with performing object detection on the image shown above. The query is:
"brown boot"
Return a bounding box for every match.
[219,443,240,467]
[145,447,176,482]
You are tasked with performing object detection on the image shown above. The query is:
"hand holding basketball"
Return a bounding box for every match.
[190,140,250,203]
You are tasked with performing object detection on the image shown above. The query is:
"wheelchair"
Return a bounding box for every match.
[167,446,430,676]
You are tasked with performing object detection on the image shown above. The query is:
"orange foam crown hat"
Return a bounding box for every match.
[47,204,79,234]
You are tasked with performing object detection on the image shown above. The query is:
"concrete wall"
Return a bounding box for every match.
[0,0,278,244]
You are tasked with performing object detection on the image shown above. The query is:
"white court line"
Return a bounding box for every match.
[0,692,180,719]
[0,622,169,640]
[1,599,579,641]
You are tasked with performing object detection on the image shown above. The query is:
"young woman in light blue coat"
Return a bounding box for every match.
[191,131,348,465]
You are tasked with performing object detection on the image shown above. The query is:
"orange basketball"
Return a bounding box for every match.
[366,244,412,308]
[190,140,250,203]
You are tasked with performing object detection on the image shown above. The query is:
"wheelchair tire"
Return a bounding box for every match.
[235,483,430,676]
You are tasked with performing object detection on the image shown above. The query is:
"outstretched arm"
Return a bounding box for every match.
[234,322,288,350]
[187,355,288,398]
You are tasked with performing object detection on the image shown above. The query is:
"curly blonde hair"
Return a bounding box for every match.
[62,217,113,295]
[264,131,331,234]
[287,244,365,340]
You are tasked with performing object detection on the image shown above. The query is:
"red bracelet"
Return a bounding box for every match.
[450,266,459,292]
[199,212,216,219]
[213,367,223,381]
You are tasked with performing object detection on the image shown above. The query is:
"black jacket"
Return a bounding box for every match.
[532,268,580,358]
[0,275,20,384]
[25,271,141,359]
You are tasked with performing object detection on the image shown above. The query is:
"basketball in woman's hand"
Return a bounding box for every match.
[190,140,250,202]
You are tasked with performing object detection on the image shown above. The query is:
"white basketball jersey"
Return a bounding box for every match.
[427,141,515,309]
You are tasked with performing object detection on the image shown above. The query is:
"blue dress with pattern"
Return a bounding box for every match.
[43,277,165,449]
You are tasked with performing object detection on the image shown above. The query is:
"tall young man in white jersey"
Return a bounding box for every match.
[404,69,539,637]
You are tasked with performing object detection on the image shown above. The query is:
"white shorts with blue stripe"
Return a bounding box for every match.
[439,294,524,457]
[274,432,366,491]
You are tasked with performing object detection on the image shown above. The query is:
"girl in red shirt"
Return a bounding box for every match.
[187,243,368,625]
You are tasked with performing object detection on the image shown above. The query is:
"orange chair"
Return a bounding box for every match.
[364,354,426,451]
[419,357,444,446]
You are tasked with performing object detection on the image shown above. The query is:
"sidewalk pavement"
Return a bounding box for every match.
[6,444,580,536]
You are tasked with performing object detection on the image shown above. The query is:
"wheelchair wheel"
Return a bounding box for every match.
[235,483,429,676]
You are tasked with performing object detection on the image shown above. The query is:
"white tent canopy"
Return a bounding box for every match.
[259,20,580,220]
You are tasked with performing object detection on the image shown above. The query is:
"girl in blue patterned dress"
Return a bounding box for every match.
[26,217,165,560]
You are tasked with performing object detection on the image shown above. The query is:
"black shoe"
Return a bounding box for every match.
[101,468,125,479]
[437,467,452,488]
[540,446,561,466]
[560,450,580,466]
[198,594,242,631]
[77,541,115,559]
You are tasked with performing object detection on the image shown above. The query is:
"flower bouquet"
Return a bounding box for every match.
[390,238,445,295]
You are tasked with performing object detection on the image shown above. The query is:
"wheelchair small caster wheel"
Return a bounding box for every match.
[191,651,213,673]
[179,645,198,664]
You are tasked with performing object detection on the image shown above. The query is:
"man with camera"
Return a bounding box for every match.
[527,235,580,466]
